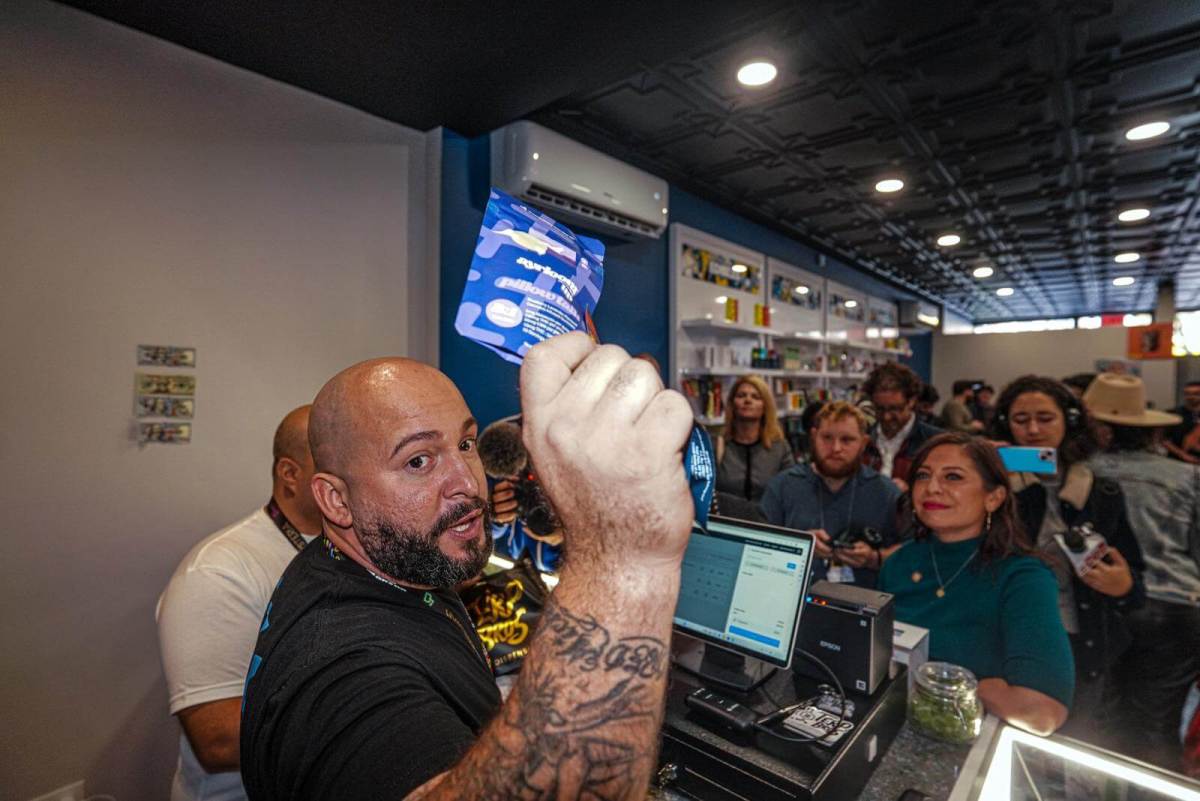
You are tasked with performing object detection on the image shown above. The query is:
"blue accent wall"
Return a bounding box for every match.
[439,129,931,425]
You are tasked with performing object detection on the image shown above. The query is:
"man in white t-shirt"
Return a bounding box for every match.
[157,405,321,801]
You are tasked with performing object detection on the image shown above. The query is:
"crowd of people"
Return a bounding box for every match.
[153,339,1200,801]
[703,361,1200,771]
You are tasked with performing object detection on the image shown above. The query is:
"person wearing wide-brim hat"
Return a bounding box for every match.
[1085,372,1200,772]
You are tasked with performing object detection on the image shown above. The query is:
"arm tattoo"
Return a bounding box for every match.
[410,595,671,800]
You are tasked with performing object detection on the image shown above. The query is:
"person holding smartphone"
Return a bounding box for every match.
[992,375,1145,745]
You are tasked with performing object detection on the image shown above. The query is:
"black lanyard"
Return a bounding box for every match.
[265,497,308,552]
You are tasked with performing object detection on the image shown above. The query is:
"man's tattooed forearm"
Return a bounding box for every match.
[414,597,671,801]
[541,605,666,678]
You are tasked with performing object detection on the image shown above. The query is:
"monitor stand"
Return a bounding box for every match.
[672,635,777,694]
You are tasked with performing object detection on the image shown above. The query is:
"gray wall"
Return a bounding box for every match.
[931,327,1176,412]
[0,2,437,798]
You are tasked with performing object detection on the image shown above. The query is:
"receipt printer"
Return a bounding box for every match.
[795,581,894,695]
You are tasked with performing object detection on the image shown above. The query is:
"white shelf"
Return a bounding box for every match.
[696,415,724,426]
[680,367,825,379]
[770,331,828,345]
[826,339,911,356]
[680,318,774,337]
[826,372,868,380]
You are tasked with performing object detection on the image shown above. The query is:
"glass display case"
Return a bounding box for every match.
[950,718,1200,801]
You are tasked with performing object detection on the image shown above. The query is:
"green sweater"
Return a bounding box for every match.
[880,536,1075,708]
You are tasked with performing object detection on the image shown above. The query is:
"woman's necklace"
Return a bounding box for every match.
[929,540,979,598]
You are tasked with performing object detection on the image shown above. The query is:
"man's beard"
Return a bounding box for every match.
[814,450,862,480]
[357,498,493,589]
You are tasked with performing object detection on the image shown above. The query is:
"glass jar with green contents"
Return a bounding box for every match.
[908,661,983,744]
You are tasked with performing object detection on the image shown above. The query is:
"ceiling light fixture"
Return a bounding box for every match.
[936,233,961,247]
[794,285,810,295]
[996,287,1014,297]
[973,266,994,279]
[736,61,777,87]
[1125,121,1170,141]
[875,178,904,193]
[1114,252,1140,264]
[844,299,858,308]
[1113,276,1136,287]
[1117,208,1150,223]
[714,296,728,304]
[731,263,748,274]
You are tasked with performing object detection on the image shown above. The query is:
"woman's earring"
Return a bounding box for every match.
[985,511,993,533]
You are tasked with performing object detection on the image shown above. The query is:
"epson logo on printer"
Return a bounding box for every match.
[819,640,842,652]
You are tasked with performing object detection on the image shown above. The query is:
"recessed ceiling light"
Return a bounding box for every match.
[875,178,905,193]
[1113,276,1136,287]
[1114,252,1140,264]
[714,296,728,304]
[793,285,810,295]
[736,61,777,87]
[661,207,669,215]
[1117,208,1150,222]
[936,233,961,247]
[844,299,858,308]
[996,287,1014,297]
[731,263,748,274]
[1125,121,1170,141]
[973,266,994,278]
[531,152,540,160]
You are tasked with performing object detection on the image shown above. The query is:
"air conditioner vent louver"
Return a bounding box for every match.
[491,121,668,241]
[525,185,658,238]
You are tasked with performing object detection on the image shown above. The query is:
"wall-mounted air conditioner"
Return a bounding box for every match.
[899,300,942,330]
[491,121,669,240]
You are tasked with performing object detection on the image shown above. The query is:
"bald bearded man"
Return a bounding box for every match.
[158,405,322,801]
[240,333,694,801]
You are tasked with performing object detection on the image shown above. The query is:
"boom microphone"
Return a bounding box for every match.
[477,420,527,479]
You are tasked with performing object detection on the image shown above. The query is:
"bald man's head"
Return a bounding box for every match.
[307,358,491,588]
[272,405,313,479]
[309,358,460,477]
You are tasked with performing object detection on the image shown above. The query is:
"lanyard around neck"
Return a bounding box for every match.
[817,474,857,537]
[265,497,307,552]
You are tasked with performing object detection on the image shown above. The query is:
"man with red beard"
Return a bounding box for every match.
[240,335,696,801]
[761,401,902,588]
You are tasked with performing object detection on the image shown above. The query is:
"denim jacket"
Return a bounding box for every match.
[1088,451,1200,606]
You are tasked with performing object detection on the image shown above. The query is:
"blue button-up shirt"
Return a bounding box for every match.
[760,463,902,587]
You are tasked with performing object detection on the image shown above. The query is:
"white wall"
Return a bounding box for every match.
[0,2,438,798]
[932,327,1176,410]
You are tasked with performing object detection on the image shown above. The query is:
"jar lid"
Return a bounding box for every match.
[914,661,978,699]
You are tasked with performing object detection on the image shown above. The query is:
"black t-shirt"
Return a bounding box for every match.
[240,538,501,801]
[1168,406,1200,448]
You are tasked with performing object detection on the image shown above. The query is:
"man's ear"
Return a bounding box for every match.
[275,457,301,494]
[312,473,353,529]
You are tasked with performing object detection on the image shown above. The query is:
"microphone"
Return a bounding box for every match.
[478,420,527,479]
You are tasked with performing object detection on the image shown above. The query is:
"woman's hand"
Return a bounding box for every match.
[1080,547,1134,597]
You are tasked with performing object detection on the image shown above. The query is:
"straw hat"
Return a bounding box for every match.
[1083,373,1181,428]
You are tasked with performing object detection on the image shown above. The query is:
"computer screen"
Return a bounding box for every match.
[673,516,814,668]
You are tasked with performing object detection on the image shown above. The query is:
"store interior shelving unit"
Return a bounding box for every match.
[668,224,912,431]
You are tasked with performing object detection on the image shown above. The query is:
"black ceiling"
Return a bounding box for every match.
[59,0,784,136]
[64,0,1200,322]
[533,0,1200,321]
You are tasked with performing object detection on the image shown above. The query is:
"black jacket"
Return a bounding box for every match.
[1015,473,1147,680]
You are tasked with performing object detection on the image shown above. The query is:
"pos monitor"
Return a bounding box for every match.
[672,515,815,692]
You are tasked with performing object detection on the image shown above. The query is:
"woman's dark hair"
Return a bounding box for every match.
[906,432,1034,566]
[1106,423,1158,453]
[992,375,1098,469]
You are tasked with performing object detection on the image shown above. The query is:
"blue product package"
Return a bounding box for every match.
[685,425,715,530]
[456,188,605,364]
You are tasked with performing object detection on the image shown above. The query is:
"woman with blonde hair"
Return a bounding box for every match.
[714,375,795,504]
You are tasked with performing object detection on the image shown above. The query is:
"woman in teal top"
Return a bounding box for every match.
[880,432,1074,736]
